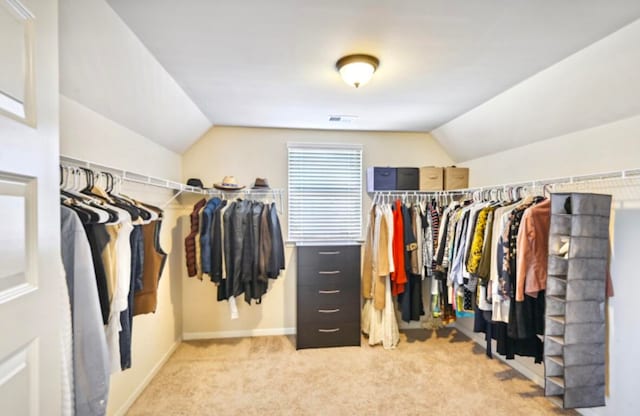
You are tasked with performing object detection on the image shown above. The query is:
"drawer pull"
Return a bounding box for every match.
[318,328,340,333]
[318,290,341,294]
[318,251,340,255]
[319,270,340,275]
[318,308,340,314]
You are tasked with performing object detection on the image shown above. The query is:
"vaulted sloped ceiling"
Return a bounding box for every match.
[65,0,640,158]
[432,19,640,162]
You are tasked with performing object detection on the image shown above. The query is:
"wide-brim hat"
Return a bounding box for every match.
[252,177,270,189]
[214,176,245,191]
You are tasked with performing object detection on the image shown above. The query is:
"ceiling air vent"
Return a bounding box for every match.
[328,114,358,123]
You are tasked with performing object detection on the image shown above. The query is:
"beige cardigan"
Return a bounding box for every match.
[362,205,390,310]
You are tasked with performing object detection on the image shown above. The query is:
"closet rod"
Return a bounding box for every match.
[60,155,207,207]
[373,167,640,196]
[60,155,288,212]
[208,188,284,197]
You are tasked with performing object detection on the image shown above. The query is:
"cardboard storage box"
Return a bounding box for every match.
[396,167,419,190]
[367,167,397,192]
[444,167,469,190]
[419,167,444,191]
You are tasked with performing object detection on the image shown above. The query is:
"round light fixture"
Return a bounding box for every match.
[336,54,379,88]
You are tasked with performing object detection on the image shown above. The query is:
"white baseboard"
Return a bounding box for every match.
[576,408,606,416]
[183,327,296,340]
[112,340,181,416]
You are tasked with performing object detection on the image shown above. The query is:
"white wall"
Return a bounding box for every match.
[60,95,181,180]
[58,1,212,412]
[180,126,454,337]
[456,117,640,415]
[59,0,210,153]
[461,114,640,186]
[60,95,185,416]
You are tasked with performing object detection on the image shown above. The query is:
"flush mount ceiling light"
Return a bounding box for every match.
[336,54,379,88]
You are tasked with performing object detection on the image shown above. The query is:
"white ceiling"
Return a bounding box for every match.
[106,0,640,140]
[432,18,640,162]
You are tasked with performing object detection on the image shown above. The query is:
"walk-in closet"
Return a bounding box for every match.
[1,0,640,415]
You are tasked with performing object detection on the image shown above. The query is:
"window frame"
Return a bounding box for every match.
[287,142,363,243]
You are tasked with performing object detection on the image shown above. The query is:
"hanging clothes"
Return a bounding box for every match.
[361,206,377,307]
[516,199,551,301]
[413,190,550,363]
[83,222,111,324]
[468,195,548,363]
[266,202,286,278]
[185,198,206,278]
[210,199,227,284]
[119,223,143,370]
[60,205,110,416]
[60,168,168,379]
[491,202,519,323]
[390,199,407,295]
[432,201,457,325]
[133,217,167,315]
[105,209,133,373]
[200,197,223,277]
[398,203,424,323]
[361,203,400,349]
[188,198,284,307]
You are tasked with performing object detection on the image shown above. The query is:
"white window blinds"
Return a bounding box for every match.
[288,143,362,242]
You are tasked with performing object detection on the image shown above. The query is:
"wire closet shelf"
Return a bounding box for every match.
[59,155,285,210]
[371,168,640,205]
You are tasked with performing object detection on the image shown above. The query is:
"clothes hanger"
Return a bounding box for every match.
[543,183,552,198]
[107,173,158,222]
[519,186,535,205]
[60,166,77,206]
[512,186,522,201]
[101,171,147,222]
[75,167,124,223]
[93,182,122,223]
[59,166,109,223]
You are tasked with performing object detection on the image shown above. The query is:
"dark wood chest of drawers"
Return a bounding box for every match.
[296,245,361,349]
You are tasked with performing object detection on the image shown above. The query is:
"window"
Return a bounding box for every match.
[287,143,362,242]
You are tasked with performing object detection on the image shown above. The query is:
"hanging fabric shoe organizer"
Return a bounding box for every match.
[545,192,612,409]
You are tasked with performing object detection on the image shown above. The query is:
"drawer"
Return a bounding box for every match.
[297,286,360,325]
[297,303,360,325]
[297,267,360,288]
[297,245,361,271]
[297,285,359,309]
[296,322,361,349]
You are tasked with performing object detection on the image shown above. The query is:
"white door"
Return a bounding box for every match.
[0,0,62,414]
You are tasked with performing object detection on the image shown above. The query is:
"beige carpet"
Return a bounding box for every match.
[127,329,577,415]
